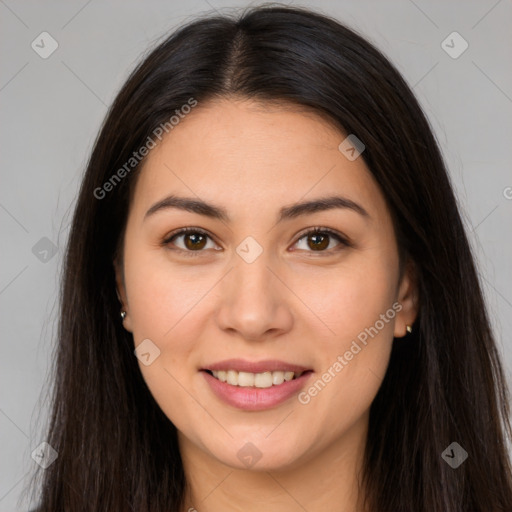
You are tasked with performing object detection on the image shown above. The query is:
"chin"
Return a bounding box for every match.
[206,438,308,472]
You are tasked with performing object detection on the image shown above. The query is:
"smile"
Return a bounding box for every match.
[206,369,306,388]
[201,368,313,411]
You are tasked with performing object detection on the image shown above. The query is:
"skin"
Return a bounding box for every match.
[115,97,418,512]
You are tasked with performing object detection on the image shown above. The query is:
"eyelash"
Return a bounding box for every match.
[162,226,351,258]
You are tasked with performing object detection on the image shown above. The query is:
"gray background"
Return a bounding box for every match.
[1,0,511,510]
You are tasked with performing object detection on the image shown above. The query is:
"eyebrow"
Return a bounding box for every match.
[144,194,369,223]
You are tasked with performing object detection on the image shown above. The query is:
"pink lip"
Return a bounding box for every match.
[202,358,310,373]
[201,369,313,411]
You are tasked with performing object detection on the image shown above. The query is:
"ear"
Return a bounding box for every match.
[114,257,133,333]
[394,259,419,338]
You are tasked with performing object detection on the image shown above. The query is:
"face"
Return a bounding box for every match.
[116,98,417,472]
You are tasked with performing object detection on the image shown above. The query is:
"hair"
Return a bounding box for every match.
[25,4,512,511]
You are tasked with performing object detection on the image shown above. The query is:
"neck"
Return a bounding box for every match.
[178,412,369,512]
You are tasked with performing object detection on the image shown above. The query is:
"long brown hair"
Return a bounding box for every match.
[25,4,512,511]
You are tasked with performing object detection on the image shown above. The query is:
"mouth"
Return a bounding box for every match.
[203,369,311,388]
[200,359,314,410]
[201,366,314,411]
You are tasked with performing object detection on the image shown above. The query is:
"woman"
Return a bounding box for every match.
[26,4,512,511]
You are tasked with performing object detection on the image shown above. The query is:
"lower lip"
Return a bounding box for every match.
[201,370,313,411]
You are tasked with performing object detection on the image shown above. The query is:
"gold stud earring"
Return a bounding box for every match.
[406,325,412,334]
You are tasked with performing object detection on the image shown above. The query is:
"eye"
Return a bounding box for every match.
[292,227,349,254]
[162,226,350,257]
[163,227,220,256]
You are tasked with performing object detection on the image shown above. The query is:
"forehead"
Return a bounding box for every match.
[129,98,390,225]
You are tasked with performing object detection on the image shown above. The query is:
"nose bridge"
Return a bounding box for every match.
[231,233,275,297]
[234,249,272,297]
[229,246,277,311]
[215,242,293,339]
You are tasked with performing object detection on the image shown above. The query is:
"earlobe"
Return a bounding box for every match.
[394,260,419,338]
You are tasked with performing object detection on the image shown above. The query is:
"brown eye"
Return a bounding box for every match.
[164,228,218,255]
[182,232,207,250]
[306,232,330,251]
[293,228,348,253]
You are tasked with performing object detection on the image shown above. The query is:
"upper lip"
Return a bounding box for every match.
[202,359,311,373]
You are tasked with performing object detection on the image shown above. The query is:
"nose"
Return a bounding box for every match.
[215,253,294,342]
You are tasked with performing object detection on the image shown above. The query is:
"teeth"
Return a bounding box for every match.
[272,371,285,385]
[226,370,238,386]
[211,369,304,388]
[238,371,255,387]
[284,371,294,382]
[255,371,273,387]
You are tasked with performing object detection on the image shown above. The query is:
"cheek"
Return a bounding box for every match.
[123,249,209,431]
[123,244,218,393]
[294,253,398,411]
[298,253,398,342]
[124,243,210,339]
